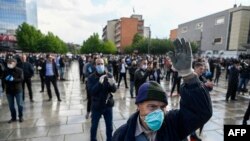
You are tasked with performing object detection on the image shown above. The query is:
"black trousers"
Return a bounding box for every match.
[45,76,60,100]
[243,100,250,122]
[118,73,128,88]
[39,74,45,91]
[22,78,33,101]
[86,82,91,113]
[170,78,181,95]
[226,82,238,100]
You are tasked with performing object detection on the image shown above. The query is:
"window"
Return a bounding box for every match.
[181,26,188,33]
[196,22,203,29]
[213,37,222,44]
[215,17,225,25]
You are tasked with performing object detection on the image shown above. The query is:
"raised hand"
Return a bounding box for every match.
[168,38,193,77]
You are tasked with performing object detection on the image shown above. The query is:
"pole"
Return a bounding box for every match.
[148,28,151,54]
[199,29,203,57]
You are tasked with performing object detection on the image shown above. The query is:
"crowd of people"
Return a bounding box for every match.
[0,38,249,141]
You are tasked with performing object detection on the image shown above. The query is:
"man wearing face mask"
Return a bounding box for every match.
[87,58,116,141]
[112,38,212,141]
[3,58,24,123]
[134,59,149,96]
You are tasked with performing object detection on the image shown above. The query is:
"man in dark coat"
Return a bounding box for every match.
[226,60,240,101]
[134,58,149,96]
[19,54,34,102]
[87,58,116,141]
[112,38,212,141]
[3,58,24,123]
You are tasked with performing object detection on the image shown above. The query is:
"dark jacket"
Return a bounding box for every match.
[112,76,212,141]
[18,62,34,78]
[3,67,24,94]
[134,68,148,92]
[41,61,59,77]
[129,66,137,81]
[148,68,162,84]
[228,65,240,85]
[87,72,117,112]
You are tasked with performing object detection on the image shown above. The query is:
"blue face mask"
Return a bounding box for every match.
[144,109,164,131]
[96,65,105,74]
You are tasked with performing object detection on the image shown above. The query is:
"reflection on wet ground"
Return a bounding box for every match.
[0,61,249,141]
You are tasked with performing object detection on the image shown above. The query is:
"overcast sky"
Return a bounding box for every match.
[37,0,250,44]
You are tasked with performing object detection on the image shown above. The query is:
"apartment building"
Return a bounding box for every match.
[103,14,146,53]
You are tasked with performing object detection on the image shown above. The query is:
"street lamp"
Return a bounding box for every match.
[148,26,151,54]
[199,28,203,57]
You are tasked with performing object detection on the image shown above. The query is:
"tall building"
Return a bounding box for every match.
[103,14,145,53]
[102,19,119,43]
[26,0,37,28]
[169,29,177,41]
[0,0,37,35]
[143,26,151,38]
[177,5,250,58]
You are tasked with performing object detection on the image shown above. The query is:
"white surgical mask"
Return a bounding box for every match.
[7,64,15,69]
[142,65,147,70]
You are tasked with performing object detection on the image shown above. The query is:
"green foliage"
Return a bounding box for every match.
[124,45,133,54]
[80,33,117,54]
[190,41,199,54]
[16,22,67,53]
[80,33,102,53]
[102,40,117,54]
[16,22,43,52]
[37,32,67,53]
[132,33,144,44]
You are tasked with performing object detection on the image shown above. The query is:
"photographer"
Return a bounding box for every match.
[87,58,117,141]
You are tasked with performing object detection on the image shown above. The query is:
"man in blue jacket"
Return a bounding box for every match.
[87,58,117,141]
[112,38,212,141]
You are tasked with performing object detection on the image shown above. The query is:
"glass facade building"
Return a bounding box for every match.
[0,0,37,34]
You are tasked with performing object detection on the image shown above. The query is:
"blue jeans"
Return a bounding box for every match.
[91,107,113,141]
[6,92,23,119]
[238,78,249,91]
[59,67,65,79]
[130,81,134,97]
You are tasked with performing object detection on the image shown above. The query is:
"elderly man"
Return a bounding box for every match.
[3,58,24,123]
[112,38,212,141]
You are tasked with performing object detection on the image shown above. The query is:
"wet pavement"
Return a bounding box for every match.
[0,61,249,141]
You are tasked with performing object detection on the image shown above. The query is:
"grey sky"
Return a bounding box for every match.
[37,0,250,44]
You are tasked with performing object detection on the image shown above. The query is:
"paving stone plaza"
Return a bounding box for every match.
[0,61,249,141]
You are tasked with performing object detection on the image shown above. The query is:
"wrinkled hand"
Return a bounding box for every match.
[168,38,193,77]
[99,75,107,84]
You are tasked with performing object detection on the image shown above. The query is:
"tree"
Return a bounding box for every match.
[190,41,199,54]
[16,22,43,52]
[80,33,102,53]
[132,33,144,44]
[37,32,67,53]
[102,40,117,54]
